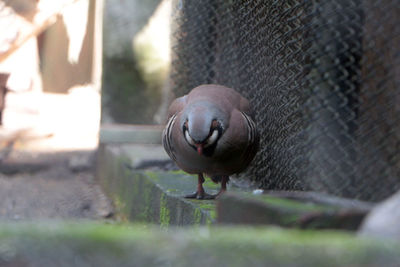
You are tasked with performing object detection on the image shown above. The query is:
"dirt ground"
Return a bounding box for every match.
[0,150,113,220]
[0,87,113,221]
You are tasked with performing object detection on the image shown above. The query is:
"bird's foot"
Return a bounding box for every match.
[184,191,215,200]
[214,189,226,199]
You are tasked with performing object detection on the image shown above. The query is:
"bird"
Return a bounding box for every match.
[162,84,259,199]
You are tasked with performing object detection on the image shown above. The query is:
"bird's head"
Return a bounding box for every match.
[182,103,226,156]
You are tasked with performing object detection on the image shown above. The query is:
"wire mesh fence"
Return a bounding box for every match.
[170,0,400,202]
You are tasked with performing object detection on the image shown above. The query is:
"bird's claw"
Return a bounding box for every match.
[184,191,216,200]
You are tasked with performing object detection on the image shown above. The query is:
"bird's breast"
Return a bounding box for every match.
[172,129,247,175]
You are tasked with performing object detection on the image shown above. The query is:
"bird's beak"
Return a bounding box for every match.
[196,144,203,155]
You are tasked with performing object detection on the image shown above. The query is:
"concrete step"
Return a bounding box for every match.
[96,143,217,226]
[0,222,399,267]
[99,124,163,144]
[96,141,373,230]
[218,191,372,230]
[91,125,400,266]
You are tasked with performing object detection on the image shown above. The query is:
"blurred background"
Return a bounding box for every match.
[0,0,399,265]
[0,0,101,152]
[0,0,175,221]
[0,0,172,151]
[0,0,399,215]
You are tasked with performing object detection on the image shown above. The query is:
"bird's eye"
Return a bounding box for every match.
[211,119,220,129]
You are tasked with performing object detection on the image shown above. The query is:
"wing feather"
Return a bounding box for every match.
[241,112,260,167]
[162,114,178,161]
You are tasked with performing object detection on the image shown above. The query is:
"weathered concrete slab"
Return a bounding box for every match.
[96,144,217,226]
[217,192,371,230]
[0,222,399,267]
[96,142,373,230]
[99,124,163,144]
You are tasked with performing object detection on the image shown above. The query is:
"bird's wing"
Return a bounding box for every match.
[238,94,256,118]
[166,95,187,121]
[162,113,178,161]
[163,95,187,162]
[240,111,260,167]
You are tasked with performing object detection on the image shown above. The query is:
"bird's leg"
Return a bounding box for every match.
[215,175,228,198]
[185,173,214,200]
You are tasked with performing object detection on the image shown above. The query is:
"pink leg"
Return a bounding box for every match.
[185,173,214,200]
[215,175,228,198]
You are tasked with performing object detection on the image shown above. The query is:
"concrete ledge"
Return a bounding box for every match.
[99,124,163,144]
[218,192,370,230]
[92,127,400,265]
[96,142,372,230]
[0,222,399,267]
[96,143,216,226]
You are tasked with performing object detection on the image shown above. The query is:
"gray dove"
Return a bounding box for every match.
[163,84,259,199]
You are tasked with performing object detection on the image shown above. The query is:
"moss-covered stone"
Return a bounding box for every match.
[96,144,216,227]
[256,194,337,213]
[0,222,399,267]
[159,193,171,228]
[97,144,368,230]
[218,192,368,230]
[193,208,202,225]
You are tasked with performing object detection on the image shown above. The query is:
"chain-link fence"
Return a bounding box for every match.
[170,0,400,202]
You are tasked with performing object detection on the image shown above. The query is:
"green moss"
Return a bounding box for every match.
[123,170,216,225]
[1,222,398,266]
[193,208,202,225]
[137,182,152,222]
[198,203,216,219]
[280,214,302,226]
[197,203,215,210]
[257,194,336,213]
[1,223,398,256]
[164,170,221,190]
[118,170,138,219]
[159,193,170,228]
[209,210,217,221]
[168,169,191,176]
[193,202,216,222]
[144,170,161,183]
[166,189,179,193]
[144,170,157,179]
[203,179,220,190]
[193,209,212,225]
[112,196,128,222]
